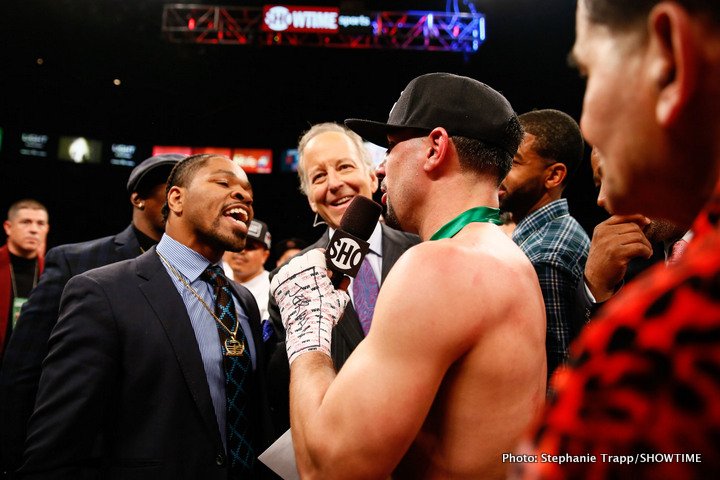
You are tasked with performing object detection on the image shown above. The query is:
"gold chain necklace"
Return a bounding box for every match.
[156,250,245,356]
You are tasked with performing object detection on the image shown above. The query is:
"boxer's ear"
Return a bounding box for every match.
[424,127,450,173]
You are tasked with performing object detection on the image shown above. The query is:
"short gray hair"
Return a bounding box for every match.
[7,199,48,221]
[296,122,374,196]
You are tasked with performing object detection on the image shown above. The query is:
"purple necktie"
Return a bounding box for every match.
[352,257,379,336]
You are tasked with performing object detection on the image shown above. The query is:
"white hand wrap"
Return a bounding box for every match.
[270,249,350,366]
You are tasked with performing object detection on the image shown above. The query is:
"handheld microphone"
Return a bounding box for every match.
[325,196,383,288]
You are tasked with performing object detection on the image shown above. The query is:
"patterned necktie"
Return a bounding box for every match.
[352,257,379,335]
[201,265,254,475]
[667,239,689,266]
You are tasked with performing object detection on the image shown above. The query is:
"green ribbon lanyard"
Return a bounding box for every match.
[430,206,502,241]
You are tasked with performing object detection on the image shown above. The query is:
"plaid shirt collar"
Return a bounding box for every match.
[512,198,570,247]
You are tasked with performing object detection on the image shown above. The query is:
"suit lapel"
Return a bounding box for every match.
[335,301,364,346]
[380,224,404,282]
[114,224,142,261]
[135,248,223,447]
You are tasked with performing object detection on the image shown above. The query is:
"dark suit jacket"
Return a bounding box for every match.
[266,224,419,436]
[0,245,45,360]
[0,225,140,478]
[18,247,275,480]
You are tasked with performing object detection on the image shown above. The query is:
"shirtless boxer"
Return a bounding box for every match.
[271,73,547,479]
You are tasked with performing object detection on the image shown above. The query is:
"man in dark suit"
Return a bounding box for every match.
[18,154,275,479]
[266,122,419,435]
[0,154,184,479]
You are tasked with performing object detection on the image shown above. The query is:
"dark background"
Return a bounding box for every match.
[0,0,603,251]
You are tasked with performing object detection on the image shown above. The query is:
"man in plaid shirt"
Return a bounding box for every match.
[499,109,589,380]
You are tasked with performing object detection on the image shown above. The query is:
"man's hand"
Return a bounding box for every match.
[270,249,349,365]
[585,214,653,302]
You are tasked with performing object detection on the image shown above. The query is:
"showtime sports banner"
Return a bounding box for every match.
[262,5,340,33]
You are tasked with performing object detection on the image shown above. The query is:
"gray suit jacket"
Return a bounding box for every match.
[265,224,419,436]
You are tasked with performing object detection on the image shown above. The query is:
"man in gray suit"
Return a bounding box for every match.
[266,122,419,435]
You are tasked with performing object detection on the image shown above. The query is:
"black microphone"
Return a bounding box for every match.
[326,196,383,288]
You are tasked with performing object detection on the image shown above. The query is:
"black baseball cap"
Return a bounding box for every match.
[247,219,272,250]
[126,153,186,194]
[345,72,520,156]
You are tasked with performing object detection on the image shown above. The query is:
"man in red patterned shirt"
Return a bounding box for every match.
[518,1,720,478]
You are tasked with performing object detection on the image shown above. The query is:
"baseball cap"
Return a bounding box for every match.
[345,72,520,156]
[247,219,271,250]
[126,153,187,194]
